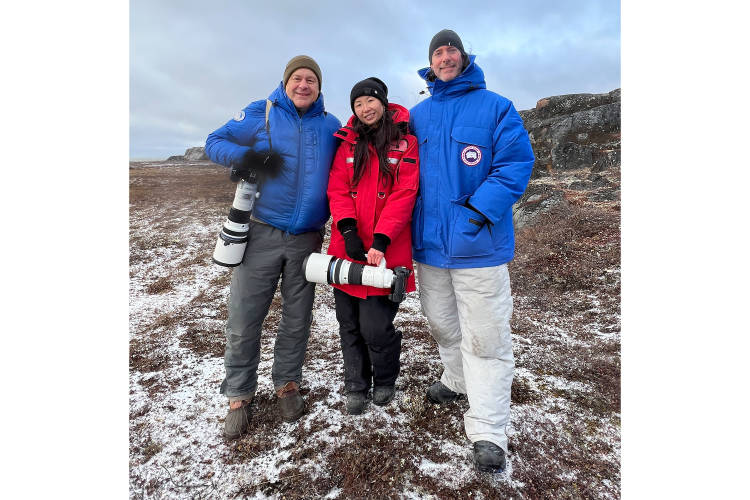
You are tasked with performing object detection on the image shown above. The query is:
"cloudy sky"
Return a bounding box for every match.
[130,0,620,159]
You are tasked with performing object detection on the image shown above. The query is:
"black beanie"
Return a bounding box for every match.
[350,77,388,112]
[428,29,466,63]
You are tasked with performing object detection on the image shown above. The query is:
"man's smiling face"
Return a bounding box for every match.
[430,45,463,82]
[285,68,319,112]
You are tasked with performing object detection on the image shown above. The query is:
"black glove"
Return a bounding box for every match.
[230,150,284,183]
[371,233,391,253]
[338,218,367,261]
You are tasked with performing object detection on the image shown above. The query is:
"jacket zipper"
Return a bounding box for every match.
[289,117,304,232]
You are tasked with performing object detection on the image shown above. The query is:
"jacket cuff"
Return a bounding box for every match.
[337,218,357,234]
[464,198,489,224]
[371,233,391,253]
[231,146,253,167]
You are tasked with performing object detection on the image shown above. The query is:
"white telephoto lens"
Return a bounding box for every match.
[304,253,335,284]
[333,259,353,284]
[361,265,394,288]
[212,234,247,267]
[222,220,250,234]
[232,180,257,211]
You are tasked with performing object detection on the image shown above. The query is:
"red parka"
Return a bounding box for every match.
[327,103,420,299]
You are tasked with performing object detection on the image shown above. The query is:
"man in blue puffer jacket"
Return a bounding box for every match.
[410,30,535,473]
[205,55,340,439]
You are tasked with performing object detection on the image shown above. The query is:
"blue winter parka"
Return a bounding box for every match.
[409,55,535,268]
[205,83,341,234]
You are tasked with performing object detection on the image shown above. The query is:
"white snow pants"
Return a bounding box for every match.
[417,262,514,453]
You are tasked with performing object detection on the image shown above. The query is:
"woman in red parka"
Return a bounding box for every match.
[327,77,419,415]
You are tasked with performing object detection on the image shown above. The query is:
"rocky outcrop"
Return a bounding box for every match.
[184,147,208,161]
[513,89,620,228]
[165,147,208,162]
[519,89,620,179]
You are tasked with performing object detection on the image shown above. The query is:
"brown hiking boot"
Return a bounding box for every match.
[224,399,252,439]
[276,381,304,422]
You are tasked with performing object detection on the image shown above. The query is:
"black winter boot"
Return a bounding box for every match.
[373,386,395,406]
[473,441,506,473]
[345,391,367,415]
[426,381,464,404]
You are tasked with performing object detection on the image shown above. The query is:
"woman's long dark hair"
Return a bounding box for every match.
[351,107,407,187]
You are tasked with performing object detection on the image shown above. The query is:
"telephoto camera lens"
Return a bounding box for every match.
[212,179,259,267]
[303,252,410,302]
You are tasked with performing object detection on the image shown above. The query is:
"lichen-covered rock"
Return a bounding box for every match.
[513,89,620,229]
[512,183,568,229]
[520,89,620,178]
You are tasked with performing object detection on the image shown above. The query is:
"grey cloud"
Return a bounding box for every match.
[130,0,619,158]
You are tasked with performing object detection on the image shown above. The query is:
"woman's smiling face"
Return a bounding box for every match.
[353,96,384,127]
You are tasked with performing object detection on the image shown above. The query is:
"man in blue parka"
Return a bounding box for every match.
[410,30,535,473]
[205,55,340,439]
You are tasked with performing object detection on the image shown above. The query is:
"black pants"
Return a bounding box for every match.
[334,289,402,393]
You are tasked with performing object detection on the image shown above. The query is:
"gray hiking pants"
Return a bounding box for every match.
[220,220,323,402]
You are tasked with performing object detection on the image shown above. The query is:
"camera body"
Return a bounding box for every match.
[303,253,410,303]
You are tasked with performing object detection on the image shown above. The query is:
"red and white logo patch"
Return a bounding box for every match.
[389,139,408,152]
[461,145,482,166]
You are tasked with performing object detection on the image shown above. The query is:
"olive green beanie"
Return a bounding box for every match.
[283,55,322,89]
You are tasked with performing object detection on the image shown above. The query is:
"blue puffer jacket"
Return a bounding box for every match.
[205,83,341,234]
[409,55,535,268]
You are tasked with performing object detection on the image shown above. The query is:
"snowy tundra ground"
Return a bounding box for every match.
[129,162,621,499]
